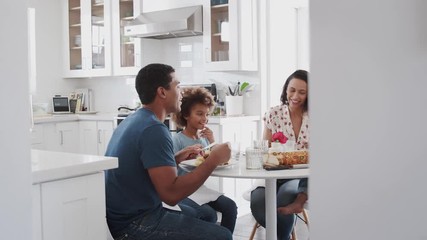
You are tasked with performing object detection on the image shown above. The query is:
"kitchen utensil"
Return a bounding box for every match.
[201,142,216,151]
[228,86,235,96]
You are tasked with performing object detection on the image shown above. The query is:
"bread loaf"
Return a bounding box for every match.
[270,150,309,165]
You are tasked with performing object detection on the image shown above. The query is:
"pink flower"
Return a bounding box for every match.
[272,132,288,144]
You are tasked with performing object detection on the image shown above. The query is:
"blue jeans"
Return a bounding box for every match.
[179,195,238,233]
[207,195,238,233]
[298,178,308,193]
[111,208,232,240]
[250,179,300,240]
[179,198,218,223]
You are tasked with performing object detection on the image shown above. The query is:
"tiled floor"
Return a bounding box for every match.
[232,213,309,240]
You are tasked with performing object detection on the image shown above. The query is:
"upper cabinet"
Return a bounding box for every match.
[204,0,258,71]
[63,0,142,78]
[111,0,142,76]
[62,0,112,78]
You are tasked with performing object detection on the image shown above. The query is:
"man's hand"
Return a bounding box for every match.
[205,142,231,166]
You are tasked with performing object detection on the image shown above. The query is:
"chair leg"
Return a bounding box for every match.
[302,209,309,226]
[291,227,297,240]
[249,222,260,240]
[292,209,310,240]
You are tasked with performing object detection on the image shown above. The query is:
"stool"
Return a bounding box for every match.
[248,208,309,240]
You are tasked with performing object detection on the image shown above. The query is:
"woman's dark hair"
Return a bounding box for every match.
[280,69,309,111]
[173,87,215,128]
[135,63,175,104]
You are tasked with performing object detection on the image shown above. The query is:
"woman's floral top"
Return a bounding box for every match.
[263,104,309,150]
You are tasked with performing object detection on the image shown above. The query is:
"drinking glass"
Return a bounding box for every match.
[253,140,269,163]
[245,147,263,169]
[229,141,241,161]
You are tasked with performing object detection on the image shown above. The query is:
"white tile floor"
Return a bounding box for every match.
[233,212,309,240]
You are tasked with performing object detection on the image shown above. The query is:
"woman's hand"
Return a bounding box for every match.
[174,144,202,163]
[199,126,215,143]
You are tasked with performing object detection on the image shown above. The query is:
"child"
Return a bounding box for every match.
[172,87,238,233]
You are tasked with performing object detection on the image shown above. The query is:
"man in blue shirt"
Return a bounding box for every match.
[105,63,232,240]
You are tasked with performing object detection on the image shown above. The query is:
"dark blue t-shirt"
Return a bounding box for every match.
[104,108,176,233]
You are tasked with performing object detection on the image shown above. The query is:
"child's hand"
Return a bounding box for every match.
[199,127,215,143]
[175,144,203,162]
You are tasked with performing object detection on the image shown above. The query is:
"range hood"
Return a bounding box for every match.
[124,5,203,40]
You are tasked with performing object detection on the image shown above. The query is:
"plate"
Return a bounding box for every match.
[180,159,236,169]
[292,164,309,169]
[76,111,98,114]
[263,164,309,171]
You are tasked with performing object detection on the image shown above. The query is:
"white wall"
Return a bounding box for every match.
[29,0,77,112]
[0,1,33,239]
[310,0,427,239]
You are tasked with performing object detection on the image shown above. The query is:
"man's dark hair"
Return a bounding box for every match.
[135,63,175,104]
[280,69,309,111]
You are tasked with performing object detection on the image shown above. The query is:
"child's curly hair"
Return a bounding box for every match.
[173,87,216,128]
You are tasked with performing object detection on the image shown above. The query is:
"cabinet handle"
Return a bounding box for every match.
[135,53,141,67]
[60,131,64,145]
[98,130,102,144]
[205,48,211,63]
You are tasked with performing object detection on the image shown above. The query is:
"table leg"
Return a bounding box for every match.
[265,179,277,240]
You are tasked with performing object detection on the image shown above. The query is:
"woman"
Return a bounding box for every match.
[172,87,238,233]
[250,69,309,240]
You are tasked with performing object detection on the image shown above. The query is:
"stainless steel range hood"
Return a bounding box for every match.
[124,5,203,40]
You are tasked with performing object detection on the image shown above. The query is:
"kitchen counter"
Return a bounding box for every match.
[33,113,260,124]
[33,112,117,123]
[208,115,260,124]
[31,149,118,184]
[31,150,118,240]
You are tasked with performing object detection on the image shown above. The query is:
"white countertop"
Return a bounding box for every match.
[33,113,260,124]
[208,115,260,124]
[33,113,117,123]
[31,149,118,184]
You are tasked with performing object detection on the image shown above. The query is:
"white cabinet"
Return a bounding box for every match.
[63,0,143,77]
[33,172,107,240]
[111,0,142,76]
[31,124,45,150]
[79,120,114,155]
[205,116,259,216]
[43,122,80,153]
[204,0,258,71]
[207,117,258,151]
[62,0,112,78]
[32,185,42,240]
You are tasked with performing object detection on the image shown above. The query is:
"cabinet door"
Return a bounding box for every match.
[97,121,114,155]
[41,172,107,240]
[239,121,257,150]
[31,124,45,150]
[57,122,79,153]
[204,0,258,71]
[111,0,142,76]
[220,122,241,142]
[32,185,42,240]
[63,0,112,78]
[79,121,98,155]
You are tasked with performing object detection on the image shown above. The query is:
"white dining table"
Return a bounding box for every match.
[208,158,309,240]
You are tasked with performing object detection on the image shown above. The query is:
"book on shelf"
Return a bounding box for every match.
[70,88,93,112]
